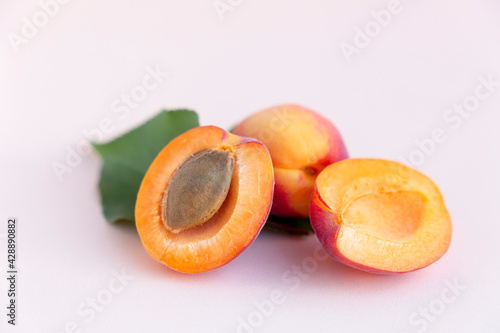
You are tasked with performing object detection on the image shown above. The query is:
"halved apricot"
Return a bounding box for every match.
[310,159,452,274]
[135,126,274,273]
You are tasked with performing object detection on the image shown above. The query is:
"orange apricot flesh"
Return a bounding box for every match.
[310,159,452,274]
[135,126,274,273]
[233,104,348,217]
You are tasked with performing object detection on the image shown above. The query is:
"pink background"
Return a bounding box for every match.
[1,0,499,332]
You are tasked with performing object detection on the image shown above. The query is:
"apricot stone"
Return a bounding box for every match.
[163,148,234,231]
[135,126,274,273]
[233,104,348,217]
[310,159,452,274]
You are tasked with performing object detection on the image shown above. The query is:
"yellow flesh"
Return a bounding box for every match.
[315,159,452,272]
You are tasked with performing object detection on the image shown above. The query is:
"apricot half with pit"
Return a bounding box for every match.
[233,104,348,218]
[135,126,274,273]
[310,159,452,274]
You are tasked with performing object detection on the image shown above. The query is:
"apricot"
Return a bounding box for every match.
[310,159,452,274]
[135,126,274,273]
[233,104,348,217]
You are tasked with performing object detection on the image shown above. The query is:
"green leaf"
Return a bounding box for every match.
[264,216,315,236]
[93,110,199,223]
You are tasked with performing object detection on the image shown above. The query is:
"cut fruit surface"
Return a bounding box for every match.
[310,159,452,274]
[135,126,274,273]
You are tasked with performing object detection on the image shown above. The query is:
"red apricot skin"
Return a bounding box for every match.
[233,104,348,218]
[310,159,452,274]
[135,126,274,273]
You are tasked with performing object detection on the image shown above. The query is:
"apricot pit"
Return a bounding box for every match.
[162,148,235,231]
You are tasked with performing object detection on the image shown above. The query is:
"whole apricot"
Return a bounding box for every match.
[233,104,348,217]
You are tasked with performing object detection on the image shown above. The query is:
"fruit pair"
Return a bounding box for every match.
[135,105,452,274]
